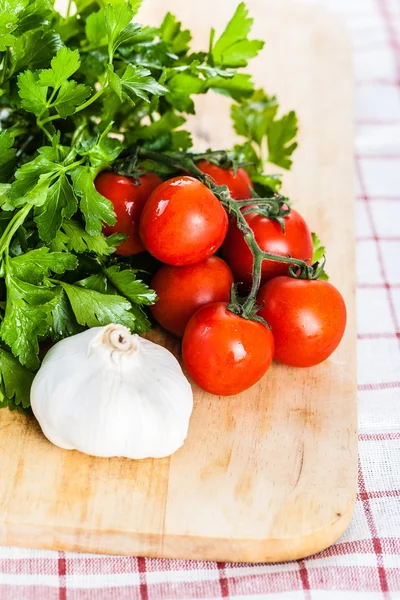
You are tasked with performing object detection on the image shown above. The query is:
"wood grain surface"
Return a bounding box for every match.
[0,0,357,562]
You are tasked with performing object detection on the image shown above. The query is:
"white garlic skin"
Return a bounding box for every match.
[31,325,193,459]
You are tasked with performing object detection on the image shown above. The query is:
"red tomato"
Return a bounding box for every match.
[139,176,228,266]
[197,160,252,200]
[257,276,347,367]
[151,257,234,337]
[182,302,274,396]
[222,208,313,286]
[95,171,162,256]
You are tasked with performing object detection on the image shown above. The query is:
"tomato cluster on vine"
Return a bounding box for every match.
[94,161,346,397]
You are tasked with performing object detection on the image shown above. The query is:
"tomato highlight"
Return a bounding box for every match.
[140,176,228,266]
[182,302,274,396]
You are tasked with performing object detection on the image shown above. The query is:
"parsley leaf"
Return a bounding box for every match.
[104,265,157,305]
[10,30,62,73]
[53,81,91,118]
[105,2,133,58]
[0,272,53,369]
[211,3,264,68]
[0,348,34,410]
[109,65,167,105]
[35,174,78,242]
[231,90,278,146]
[165,73,204,113]
[206,73,254,102]
[6,153,62,209]
[231,90,298,170]
[59,281,137,329]
[0,0,22,51]
[267,110,298,169]
[160,12,192,55]
[54,220,112,255]
[77,266,155,331]
[312,232,329,281]
[15,0,52,35]
[70,166,116,235]
[10,247,77,284]
[39,47,81,90]
[49,287,82,341]
[0,131,17,183]
[85,9,107,46]
[17,70,48,116]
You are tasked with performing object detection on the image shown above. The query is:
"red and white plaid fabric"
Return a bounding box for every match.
[1,0,400,598]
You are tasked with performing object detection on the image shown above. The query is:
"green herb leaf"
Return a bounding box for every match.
[85,9,107,46]
[58,220,112,255]
[70,166,116,235]
[160,12,192,55]
[104,265,157,305]
[16,0,52,35]
[206,73,254,102]
[77,124,124,169]
[109,64,167,105]
[212,3,264,68]
[10,247,77,284]
[38,47,81,90]
[35,174,78,242]
[17,70,48,116]
[267,110,298,169]
[231,90,278,146]
[59,281,137,330]
[105,2,133,58]
[0,131,17,183]
[49,287,82,341]
[7,153,62,209]
[165,73,204,113]
[77,266,155,331]
[0,4,18,51]
[312,232,329,280]
[0,348,34,410]
[10,30,62,73]
[54,81,91,118]
[0,271,53,369]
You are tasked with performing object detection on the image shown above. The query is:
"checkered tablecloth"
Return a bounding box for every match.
[1,0,400,598]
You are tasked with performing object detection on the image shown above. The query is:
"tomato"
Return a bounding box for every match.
[222,208,313,286]
[95,171,162,256]
[257,277,347,368]
[139,176,228,266]
[151,257,234,337]
[197,160,252,200]
[182,302,274,396]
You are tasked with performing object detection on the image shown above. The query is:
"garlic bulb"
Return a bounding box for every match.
[31,324,193,459]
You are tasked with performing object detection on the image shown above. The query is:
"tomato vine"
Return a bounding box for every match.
[130,147,320,321]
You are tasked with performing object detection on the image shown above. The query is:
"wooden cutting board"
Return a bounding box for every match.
[0,0,357,563]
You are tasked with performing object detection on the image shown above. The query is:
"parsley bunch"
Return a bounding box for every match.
[0,0,298,412]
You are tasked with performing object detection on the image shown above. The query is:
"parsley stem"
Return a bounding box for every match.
[38,114,63,127]
[38,86,107,130]
[37,121,53,143]
[73,86,106,115]
[0,205,31,258]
